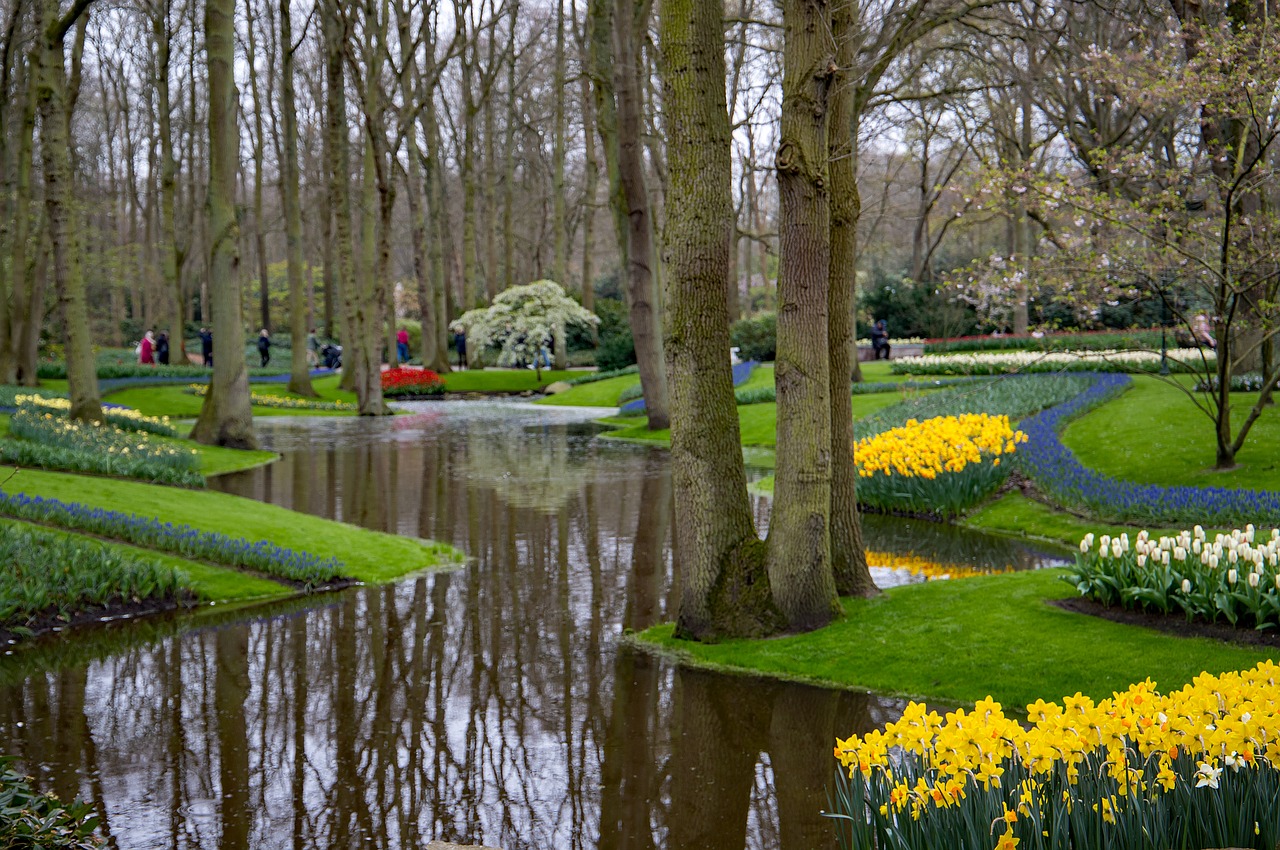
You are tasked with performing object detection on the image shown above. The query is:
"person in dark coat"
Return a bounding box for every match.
[453,325,467,369]
[199,328,213,367]
[156,332,170,365]
[257,328,271,367]
[870,320,891,360]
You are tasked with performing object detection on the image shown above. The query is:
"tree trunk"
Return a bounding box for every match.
[36,12,100,422]
[280,0,315,396]
[6,52,37,386]
[322,0,356,391]
[661,0,781,641]
[154,0,185,361]
[552,0,568,288]
[613,0,669,429]
[246,0,271,334]
[192,0,257,448]
[578,46,598,339]
[827,0,876,598]
[769,0,840,631]
[421,84,452,372]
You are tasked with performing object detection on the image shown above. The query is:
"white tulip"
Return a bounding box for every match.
[1249,571,1260,588]
[1182,579,1192,593]
[1229,569,1239,585]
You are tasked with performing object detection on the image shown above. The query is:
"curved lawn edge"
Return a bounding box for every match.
[630,569,1274,709]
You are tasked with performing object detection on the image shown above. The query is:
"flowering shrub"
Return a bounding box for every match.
[891,348,1213,376]
[184,384,357,411]
[1070,525,1280,629]
[1016,373,1280,525]
[831,662,1280,850]
[457,279,600,368]
[16,393,177,436]
[0,491,345,588]
[4,405,203,487]
[854,414,1026,517]
[0,522,191,633]
[381,367,446,397]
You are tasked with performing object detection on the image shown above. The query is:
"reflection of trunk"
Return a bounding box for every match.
[769,685,842,848]
[666,668,770,848]
[625,458,670,631]
[290,614,309,849]
[215,627,251,850]
[828,0,876,599]
[597,652,660,850]
[770,0,840,630]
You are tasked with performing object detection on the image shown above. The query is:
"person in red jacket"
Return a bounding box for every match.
[396,327,410,363]
[138,330,156,365]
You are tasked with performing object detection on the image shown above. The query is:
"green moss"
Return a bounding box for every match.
[636,568,1272,708]
[0,467,464,584]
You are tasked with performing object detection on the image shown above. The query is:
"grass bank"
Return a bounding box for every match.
[443,368,578,393]
[636,568,1273,709]
[105,374,356,419]
[0,467,463,584]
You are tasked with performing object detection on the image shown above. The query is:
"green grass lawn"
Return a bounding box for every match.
[104,383,354,419]
[537,373,640,407]
[1063,375,1280,489]
[443,368,578,393]
[637,568,1274,709]
[0,467,463,584]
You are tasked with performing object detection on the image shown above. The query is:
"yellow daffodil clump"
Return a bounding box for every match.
[851,414,1026,517]
[830,662,1280,850]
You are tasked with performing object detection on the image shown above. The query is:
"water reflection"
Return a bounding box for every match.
[0,403,1063,849]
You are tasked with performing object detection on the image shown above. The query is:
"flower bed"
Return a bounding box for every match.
[923,328,1165,354]
[854,414,1026,517]
[17,393,177,436]
[4,405,203,488]
[1069,525,1280,629]
[831,661,1280,850]
[184,384,356,411]
[891,349,1213,376]
[1015,373,1280,526]
[1193,372,1272,393]
[381,367,446,397]
[857,374,1090,438]
[0,491,345,588]
[0,522,191,635]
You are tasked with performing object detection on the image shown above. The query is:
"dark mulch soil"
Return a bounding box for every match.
[0,595,196,645]
[1053,596,1280,649]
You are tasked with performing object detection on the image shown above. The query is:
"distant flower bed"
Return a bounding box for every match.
[17,393,177,436]
[1193,372,1272,393]
[3,403,203,487]
[855,336,927,346]
[37,361,289,381]
[923,327,1166,354]
[0,522,191,635]
[891,348,1213,376]
[735,376,989,406]
[184,384,356,411]
[854,414,1026,517]
[1070,525,1280,629]
[0,491,345,589]
[1016,373,1280,526]
[381,367,446,397]
[567,365,638,386]
[831,661,1280,850]
[856,374,1090,438]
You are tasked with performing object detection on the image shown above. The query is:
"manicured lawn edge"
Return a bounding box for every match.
[632,569,1274,709]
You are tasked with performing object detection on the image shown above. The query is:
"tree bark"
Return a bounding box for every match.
[280,0,316,396]
[192,0,257,448]
[322,0,356,391]
[246,0,271,334]
[661,0,781,640]
[828,0,876,598]
[36,9,101,422]
[769,0,840,631]
[153,0,185,361]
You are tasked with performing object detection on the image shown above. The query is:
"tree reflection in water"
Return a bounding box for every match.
[0,404,1050,849]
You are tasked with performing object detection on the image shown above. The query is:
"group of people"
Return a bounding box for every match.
[135,327,214,367]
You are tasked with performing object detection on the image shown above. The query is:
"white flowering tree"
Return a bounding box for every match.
[457,280,598,378]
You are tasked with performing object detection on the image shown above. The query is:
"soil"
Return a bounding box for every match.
[1052,596,1280,649]
[0,595,196,645]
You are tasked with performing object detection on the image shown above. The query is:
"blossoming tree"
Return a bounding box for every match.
[455,280,598,379]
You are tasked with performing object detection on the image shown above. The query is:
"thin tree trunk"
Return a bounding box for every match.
[322,0,356,391]
[421,81,452,372]
[192,0,257,448]
[246,0,271,334]
[6,52,36,385]
[661,0,780,641]
[280,0,315,395]
[769,0,840,631]
[552,0,568,288]
[577,34,598,339]
[828,0,876,598]
[154,0,185,360]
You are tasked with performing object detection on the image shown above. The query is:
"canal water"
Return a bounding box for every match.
[0,403,1066,849]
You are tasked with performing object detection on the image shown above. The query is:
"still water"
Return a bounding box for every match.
[0,403,1066,849]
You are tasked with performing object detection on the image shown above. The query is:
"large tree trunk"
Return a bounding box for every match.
[5,49,37,386]
[154,0,185,361]
[421,85,452,372]
[36,12,101,423]
[192,0,257,448]
[661,0,781,641]
[280,0,315,396]
[612,0,669,429]
[322,0,356,391]
[769,0,840,631]
[827,0,877,598]
[246,0,271,334]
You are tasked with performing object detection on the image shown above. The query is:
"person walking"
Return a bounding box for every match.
[199,327,213,366]
[307,328,320,366]
[871,320,891,360]
[396,327,410,363]
[453,325,467,370]
[257,329,272,367]
[156,331,170,365]
[138,330,156,365]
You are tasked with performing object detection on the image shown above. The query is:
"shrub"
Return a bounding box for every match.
[0,757,104,848]
[0,523,191,634]
[381,367,446,397]
[0,491,345,588]
[730,312,777,362]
